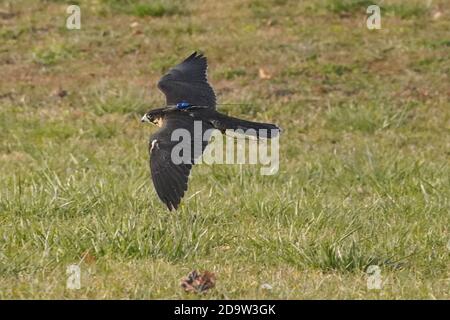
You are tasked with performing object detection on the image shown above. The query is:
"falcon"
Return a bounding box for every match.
[142,52,280,210]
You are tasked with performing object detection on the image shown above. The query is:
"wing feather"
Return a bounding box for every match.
[149,113,213,210]
[157,52,216,108]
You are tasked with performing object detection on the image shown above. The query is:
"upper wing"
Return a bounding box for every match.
[149,113,213,210]
[157,52,216,109]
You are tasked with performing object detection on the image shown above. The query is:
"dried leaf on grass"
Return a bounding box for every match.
[181,270,216,293]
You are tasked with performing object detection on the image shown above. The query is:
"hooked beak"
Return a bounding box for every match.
[141,115,150,123]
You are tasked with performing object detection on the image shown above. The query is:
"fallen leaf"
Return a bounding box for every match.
[57,90,68,98]
[51,88,68,98]
[181,270,216,293]
[266,19,276,27]
[258,68,272,80]
[81,250,96,265]
[260,283,273,290]
[432,11,442,20]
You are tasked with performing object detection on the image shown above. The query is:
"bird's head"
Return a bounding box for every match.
[141,109,164,127]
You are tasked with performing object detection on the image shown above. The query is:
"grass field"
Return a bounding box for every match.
[0,0,449,299]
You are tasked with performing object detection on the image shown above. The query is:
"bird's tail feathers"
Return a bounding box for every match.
[213,114,280,139]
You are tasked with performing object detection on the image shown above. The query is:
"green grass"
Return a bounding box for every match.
[101,0,183,17]
[0,0,449,299]
[32,43,79,66]
[325,0,376,14]
[315,0,432,20]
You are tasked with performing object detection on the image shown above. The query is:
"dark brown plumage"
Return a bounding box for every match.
[142,52,280,210]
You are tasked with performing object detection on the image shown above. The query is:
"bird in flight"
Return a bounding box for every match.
[142,52,280,210]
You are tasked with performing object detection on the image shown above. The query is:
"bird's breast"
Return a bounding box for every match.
[154,117,164,127]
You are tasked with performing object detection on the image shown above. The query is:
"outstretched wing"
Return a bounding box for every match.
[157,52,216,109]
[149,113,213,210]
